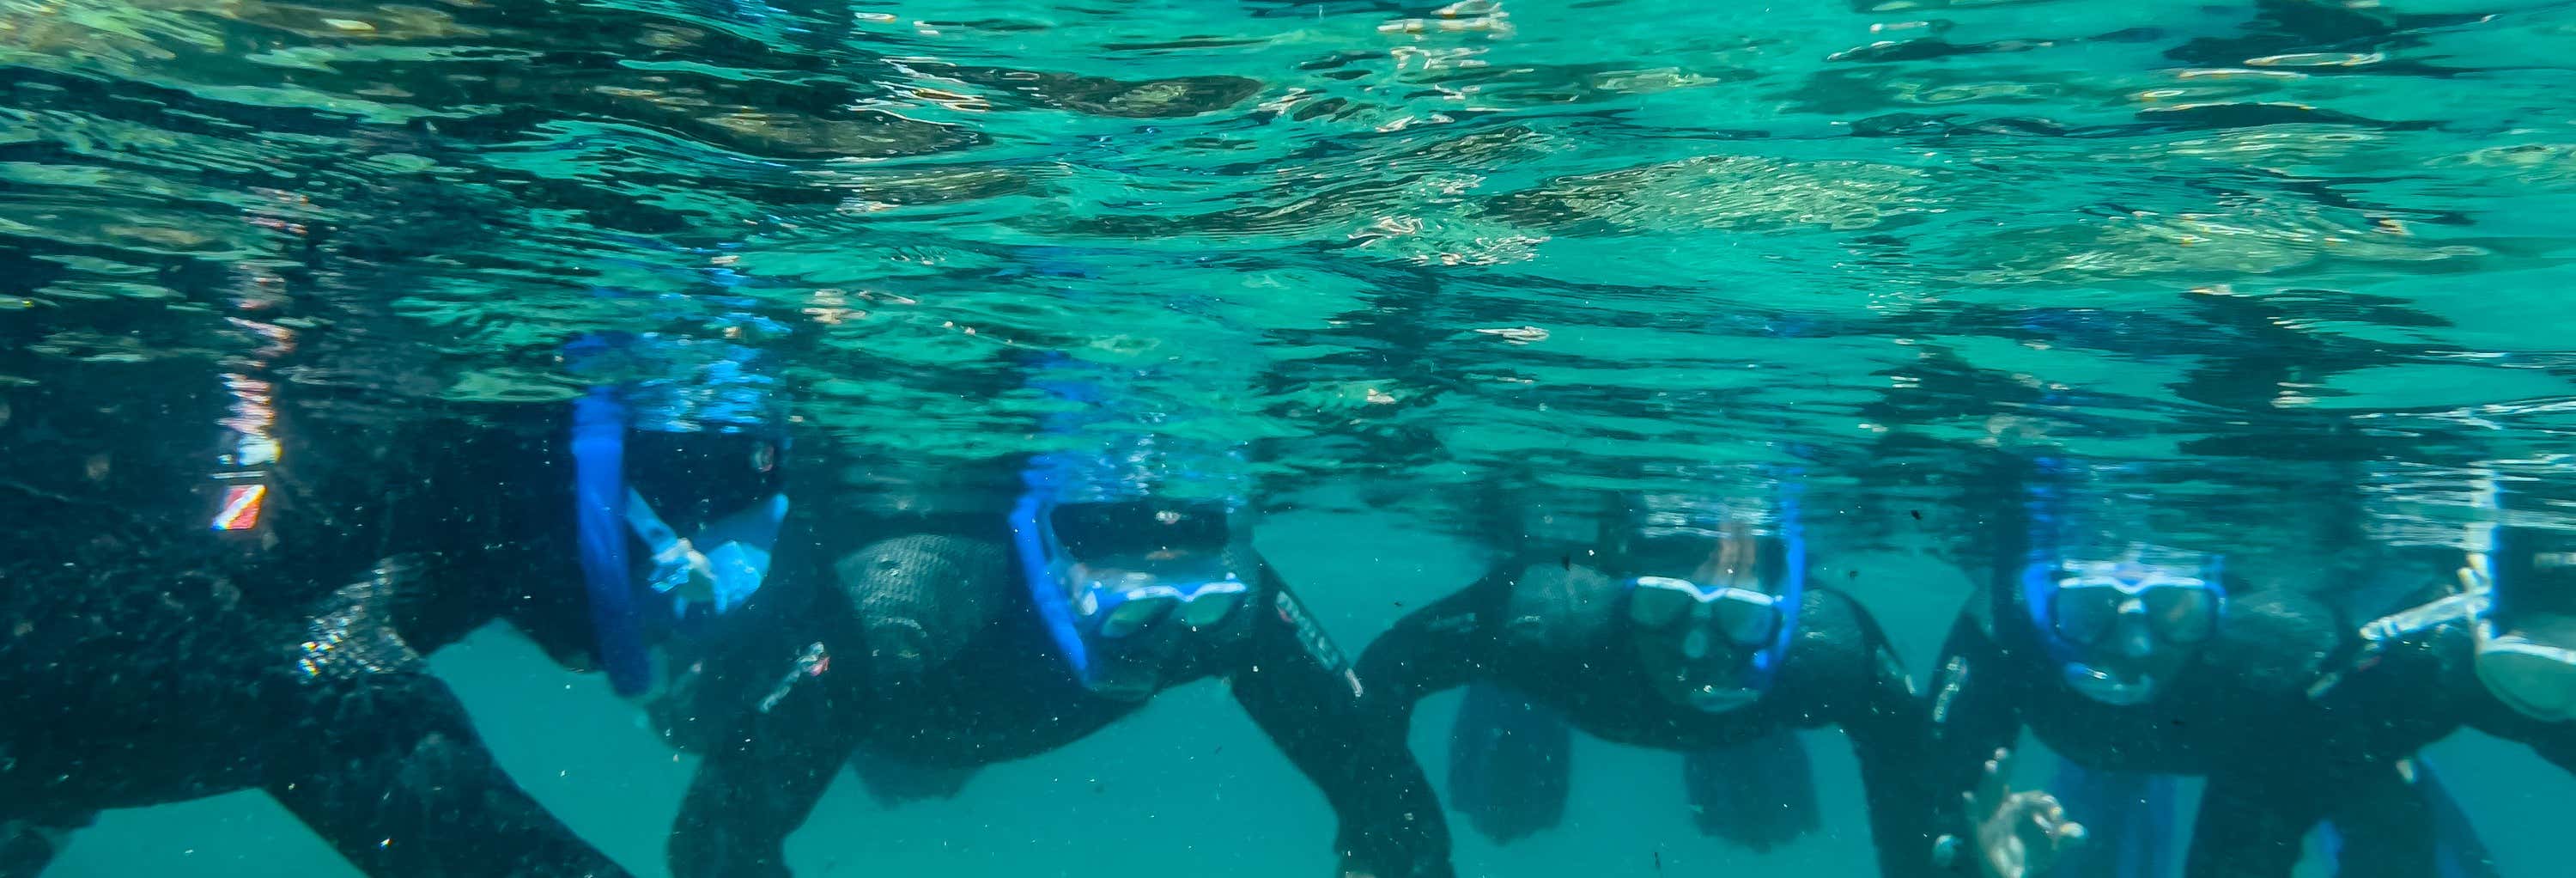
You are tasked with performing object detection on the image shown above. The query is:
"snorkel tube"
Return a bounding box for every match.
[1009,347,1109,685]
[572,381,654,698]
[1012,470,1095,682]
[1748,484,1809,692]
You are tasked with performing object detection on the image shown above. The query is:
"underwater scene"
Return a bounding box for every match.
[5,0,2576,875]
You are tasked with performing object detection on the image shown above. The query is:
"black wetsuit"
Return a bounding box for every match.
[0,354,626,877]
[654,529,1452,878]
[1926,580,2573,878]
[1352,557,1947,878]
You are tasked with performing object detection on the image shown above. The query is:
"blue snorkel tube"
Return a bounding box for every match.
[1012,473,1095,681]
[1750,484,1809,691]
[2017,455,2083,668]
[1008,349,1110,685]
[572,383,654,697]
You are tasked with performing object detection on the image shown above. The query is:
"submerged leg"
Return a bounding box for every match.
[2049,757,2182,878]
[2322,758,2494,878]
[1446,683,1572,844]
[848,747,981,808]
[263,588,630,878]
[1684,727,1822,851]
[0,817,81,878]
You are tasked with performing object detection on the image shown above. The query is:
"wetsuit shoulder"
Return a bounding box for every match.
[2190,588,2351,699]
[1490,557,1625,657]
[1782,588,1917,723]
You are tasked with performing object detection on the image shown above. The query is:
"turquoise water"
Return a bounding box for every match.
[9,0,2576,874]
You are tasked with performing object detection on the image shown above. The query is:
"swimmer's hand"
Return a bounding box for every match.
[652,537,721,603]
[1962,747,2085,878]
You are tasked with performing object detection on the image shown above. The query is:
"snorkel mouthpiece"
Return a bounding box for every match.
[2061,663,2160,706]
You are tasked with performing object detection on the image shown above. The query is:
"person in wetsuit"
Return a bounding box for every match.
[1351,487,1984,878]
[0,341,634,878]
[1429,488,1837,854]
[0,287,798,878]
[653,482,1451,878]
[1922,455,2563,878]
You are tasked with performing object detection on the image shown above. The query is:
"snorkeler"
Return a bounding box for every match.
[656,488,1450,878]
[2324,513,2576,736]
[653,352,1449,878]
[0,346,636,877]
[2453,521,2576,728]
[1921,454,2549,878]
[0,279,800,878]
[1350,487,2043,878]
[1434,490,1824,852]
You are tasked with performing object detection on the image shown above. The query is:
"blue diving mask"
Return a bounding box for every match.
[1012,497,1251,699]
[1619,521,1807,714]
[2023,554,2226,706]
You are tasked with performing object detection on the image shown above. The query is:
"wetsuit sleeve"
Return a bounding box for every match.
[1231,578,1455,878]
[1351,573,1507,743]
[264,670,635,878]
[1923,604,2027,871]
[0,817,82,878]
[1353,571,1541,848]
[1683,726,1819,850]
[1826,595,1948,878]
[2465,688,2576,775]
[2189,757,2458,878]
[667,643,863,878]
[2413,624,2576,776]
[2185,766,2324,878]
[2319,759,2496,878]
[665,576,866,878]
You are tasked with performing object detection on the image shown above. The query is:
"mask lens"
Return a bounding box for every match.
[1177,586,1246,628]
[2142,587,2220,644]
[1710,597,1782,648]
[1099,593,1174,638]
[1628,577,1698,629]
[2051,586,2125,647]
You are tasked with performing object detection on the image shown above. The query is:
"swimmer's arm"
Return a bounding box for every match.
[1234,577,1455,878]
[2186,765,2331,878]
[2464,685,2576,776]
[1832,598,1949,878]
[666,650,865,878]
[1352,576,1507,725]
[1924,607,2028,855]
